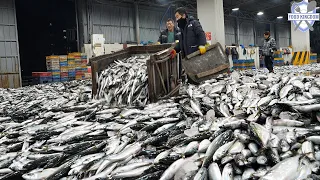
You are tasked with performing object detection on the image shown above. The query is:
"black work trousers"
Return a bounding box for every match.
[264,55,274,73]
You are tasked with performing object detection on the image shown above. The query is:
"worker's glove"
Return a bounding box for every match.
[199,46,206,55]
[157,42,161,45]
[170,49,177,59]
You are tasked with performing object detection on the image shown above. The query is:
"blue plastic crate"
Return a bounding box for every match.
[68,72,76,76]
[52,78,60,82]
[52,74,60,78]
[60,62,68,66]
[61,77,68,82]
[33,77,52,85]
[51,69,60,73]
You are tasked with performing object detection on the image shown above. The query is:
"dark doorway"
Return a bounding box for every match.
[15,0,78,79]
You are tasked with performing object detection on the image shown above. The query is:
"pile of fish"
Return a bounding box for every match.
[1,68,320,179]
[96,55,150,106]
[273,63,320,74]
[0,80,92,120]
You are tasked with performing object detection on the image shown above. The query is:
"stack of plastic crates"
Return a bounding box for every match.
[60,55,68,82]
[84,66,92,80]
[68,54,76,81]
[232,59,255,70]
[310,53,317,64]
[32,72,52,85]
[46,55,60,82]
[81,53,88,79]
[274,51,284,66]
[73,52,83,80]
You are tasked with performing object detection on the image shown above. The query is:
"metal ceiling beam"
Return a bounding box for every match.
[226,0,255,9]
[224,8,289,24]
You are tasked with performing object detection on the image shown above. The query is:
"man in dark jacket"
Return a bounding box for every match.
[157,18,180,44]
[262,31,277,73]
[171,7,207,58]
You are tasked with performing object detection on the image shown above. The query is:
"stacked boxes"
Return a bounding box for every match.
[274,51,284,66]
[32,72,52,85]
[60,55,68,82]
[310,53,317,64]
[44,53,88,83]
[84,66,92,80]
[46,56,60,82]
[68,54,76,81]
[232,59,255,70]
[73,53,83,80]
[81,53,88,79]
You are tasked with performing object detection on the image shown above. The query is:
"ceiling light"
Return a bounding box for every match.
[257,12,263,15]
[277,16,283,19]
[316,7,320,9]
[232,8,239,11]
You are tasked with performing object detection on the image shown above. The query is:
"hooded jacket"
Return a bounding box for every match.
[174,16,207,57]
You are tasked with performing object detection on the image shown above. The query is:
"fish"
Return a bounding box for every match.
[1,64,320,180]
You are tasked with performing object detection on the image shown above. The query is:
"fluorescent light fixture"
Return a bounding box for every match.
[277,16,283,19]
[257,12,263,15]
[316,7,320,9]
[232,8,239,11]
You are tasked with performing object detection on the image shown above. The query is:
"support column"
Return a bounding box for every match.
[290,21,310,65]
[134,3,140,44]
[197,0,225,47]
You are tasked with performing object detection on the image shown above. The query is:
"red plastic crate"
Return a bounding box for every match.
[32,72,52,77]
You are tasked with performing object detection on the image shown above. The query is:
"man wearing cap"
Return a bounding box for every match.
[262,31,277,73]
[157,18,181,45]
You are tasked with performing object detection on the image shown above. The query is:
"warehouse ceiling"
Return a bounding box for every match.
[98,0,320,23]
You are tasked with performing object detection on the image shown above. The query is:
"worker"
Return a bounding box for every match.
[157,18,180,44]
[171,7,207,58]
[262,31,277,73]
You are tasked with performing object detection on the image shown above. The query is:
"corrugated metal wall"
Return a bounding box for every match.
[92,3,136,43]
[139,6,172,43]
[0,0,21,88]
[224,18,236,45]
[77,1,291,48]
[255,22,269,47]
[239,20,254,46]
[87,0,174,44]
[277,24,291,47]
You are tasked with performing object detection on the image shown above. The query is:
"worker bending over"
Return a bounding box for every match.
[262,31,277,73]
[157,18,180,44]
[171,7,207,58]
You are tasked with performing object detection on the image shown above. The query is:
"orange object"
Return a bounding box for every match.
[170,49,176,59]
[205,32,212,41]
